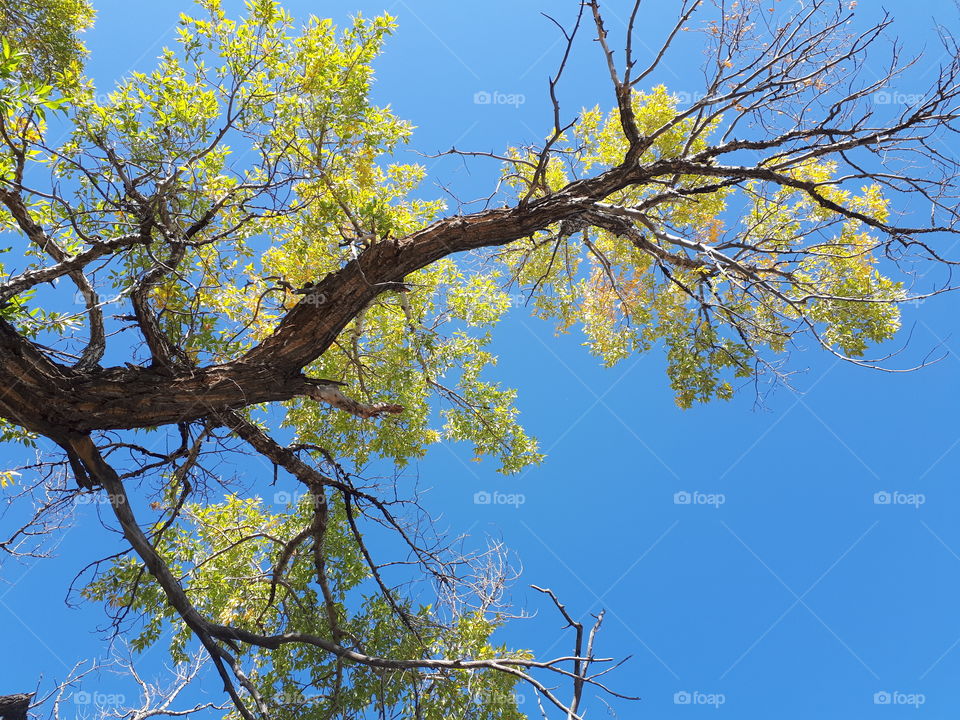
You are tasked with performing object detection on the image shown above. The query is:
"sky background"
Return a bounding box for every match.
[4,1,960,718]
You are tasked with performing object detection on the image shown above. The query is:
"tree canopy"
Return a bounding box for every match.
[1,0,958,718]
[0,0,92,83]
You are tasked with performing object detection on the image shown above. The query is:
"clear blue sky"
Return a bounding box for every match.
[3,1,960,718]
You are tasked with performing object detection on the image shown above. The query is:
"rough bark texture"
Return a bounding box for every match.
[0,694,32,720]
[0,171,620,437]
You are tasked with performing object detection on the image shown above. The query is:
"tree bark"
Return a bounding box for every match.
[0,169,624,436]
[0,694,32,720]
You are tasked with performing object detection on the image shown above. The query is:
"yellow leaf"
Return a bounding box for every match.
[0,470,19,488]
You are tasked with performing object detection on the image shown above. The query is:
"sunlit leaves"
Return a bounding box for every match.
[501,88,901,408]
[283,259,541,474]
[0,37,70,121]
[84,484,529,719]
[68,7,543,704]
[0,0,92,83]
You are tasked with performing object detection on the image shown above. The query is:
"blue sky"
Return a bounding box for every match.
[4,1,960,718]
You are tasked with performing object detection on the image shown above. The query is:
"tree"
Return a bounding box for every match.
[0,694,33,720]
[0,0,958,717]
[0,0,92,83]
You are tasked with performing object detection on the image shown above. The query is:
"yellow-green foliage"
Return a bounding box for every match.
[504,88,901,407]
